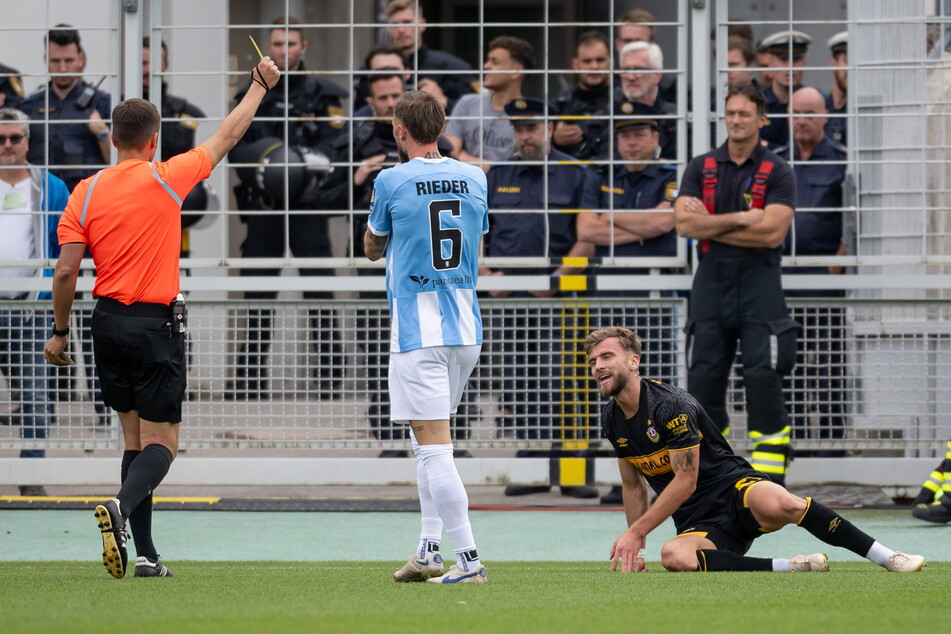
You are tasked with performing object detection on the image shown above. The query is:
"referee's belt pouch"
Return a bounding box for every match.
[169,294,187,336]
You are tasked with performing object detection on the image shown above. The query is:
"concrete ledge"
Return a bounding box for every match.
[0,457,937,494]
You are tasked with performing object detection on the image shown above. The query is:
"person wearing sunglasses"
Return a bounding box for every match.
[0,108,69,497]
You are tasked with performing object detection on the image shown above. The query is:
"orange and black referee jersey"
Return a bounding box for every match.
[57,146,212,304]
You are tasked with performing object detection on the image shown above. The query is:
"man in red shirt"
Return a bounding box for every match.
[45,57,280,580]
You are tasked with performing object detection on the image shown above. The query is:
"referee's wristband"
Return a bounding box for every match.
[51,325,69,337]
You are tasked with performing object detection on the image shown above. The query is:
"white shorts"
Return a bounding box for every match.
[388,344,481,423]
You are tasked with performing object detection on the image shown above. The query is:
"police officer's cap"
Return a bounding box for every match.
[827,31,848,56]
[759,30,813,58]
[614,101,660,132]
[503,97,557,126]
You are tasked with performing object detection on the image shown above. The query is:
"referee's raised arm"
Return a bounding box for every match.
[202,57,281,168]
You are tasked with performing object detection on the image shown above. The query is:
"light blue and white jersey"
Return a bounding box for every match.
[368,156,489,353]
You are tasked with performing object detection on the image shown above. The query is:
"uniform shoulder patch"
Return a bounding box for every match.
[327,105,345,130]
[8,75,23,97]
[175,114,199,130]
[664,181,678,201]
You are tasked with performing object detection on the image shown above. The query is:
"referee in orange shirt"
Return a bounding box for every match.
[44,56,280,579]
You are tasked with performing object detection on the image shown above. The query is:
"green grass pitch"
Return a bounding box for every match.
[2,561,945,633]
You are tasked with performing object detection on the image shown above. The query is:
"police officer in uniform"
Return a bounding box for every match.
[21,25,112,192]
[0,62,24,109]
[578,101,678,504]
[778,86,847,454]
[228,17,345,399]
[759,30,814,151]
[22,25,111,423]
[674,84,799,487]
[385,0,476,112]
[318,72,404,446]
[484,98,598,498]
[142,38,208,257]
[616,41,678,162]
[825,32,848,146]
[553,31,613,164]
[579,101,677,373]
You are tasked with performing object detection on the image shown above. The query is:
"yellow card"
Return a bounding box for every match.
[249,35,264,59]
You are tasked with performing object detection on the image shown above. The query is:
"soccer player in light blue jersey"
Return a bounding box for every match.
[365,90,489,584]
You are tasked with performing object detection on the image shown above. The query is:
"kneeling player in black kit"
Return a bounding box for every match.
[585,326,926,574]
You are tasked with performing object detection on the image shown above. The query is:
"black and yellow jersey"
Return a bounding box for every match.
[600,378,757,528]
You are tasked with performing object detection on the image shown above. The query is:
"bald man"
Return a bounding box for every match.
[780,86,848,456]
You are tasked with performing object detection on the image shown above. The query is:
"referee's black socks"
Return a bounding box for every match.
[116,443,173,525]
[796,496,875,557]
[120,449,159,562]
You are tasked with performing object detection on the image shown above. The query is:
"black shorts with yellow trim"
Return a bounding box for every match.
[674,475,771,556]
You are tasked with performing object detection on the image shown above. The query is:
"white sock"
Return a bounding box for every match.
[411,436,443,558]
[454,546,481,572]
[416,443,479,571]
[772,559,790,572]
[866,541,895,567]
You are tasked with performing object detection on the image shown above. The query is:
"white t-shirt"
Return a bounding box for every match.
[0,177,36,298]
[446,93,516,164]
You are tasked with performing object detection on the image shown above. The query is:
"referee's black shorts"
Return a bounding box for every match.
[675,475,771,555]
[91,297,185,423]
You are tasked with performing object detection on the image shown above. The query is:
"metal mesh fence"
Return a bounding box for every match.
[1,297,948,453]
[1,2,951,465]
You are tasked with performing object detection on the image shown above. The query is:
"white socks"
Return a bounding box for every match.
[413,438,443,553]
[865,541,895,567]
[414,441,481,571]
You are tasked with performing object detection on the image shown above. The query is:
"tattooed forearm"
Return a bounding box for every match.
[363,229,389,261]
[671,451,696,473]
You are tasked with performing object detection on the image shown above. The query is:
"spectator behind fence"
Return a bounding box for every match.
[754,38,775,92]
[317,72,409,452]
[0,108,68,497]
[825,31,848,145]
[553,31,614,163]
[22,24,111,426]
[45,57,282,580]
[674,84,798,487]
[577,101,677,344]
[759,30,814,151]
[614,8,677,106]
[351,43,409,117]
[617,41,677,161]
[482,98,598,499]
[142,38,208,258]
[710,36,760,144]
[227,16,345,401]
[779,87,848,456]
[446,36,535,171]
[21,25,112,192]
[727,35,757,88]
[385,0,476,112]
[0,61,24,109]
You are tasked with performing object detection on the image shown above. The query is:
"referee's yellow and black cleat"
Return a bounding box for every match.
[95,499,128,579]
